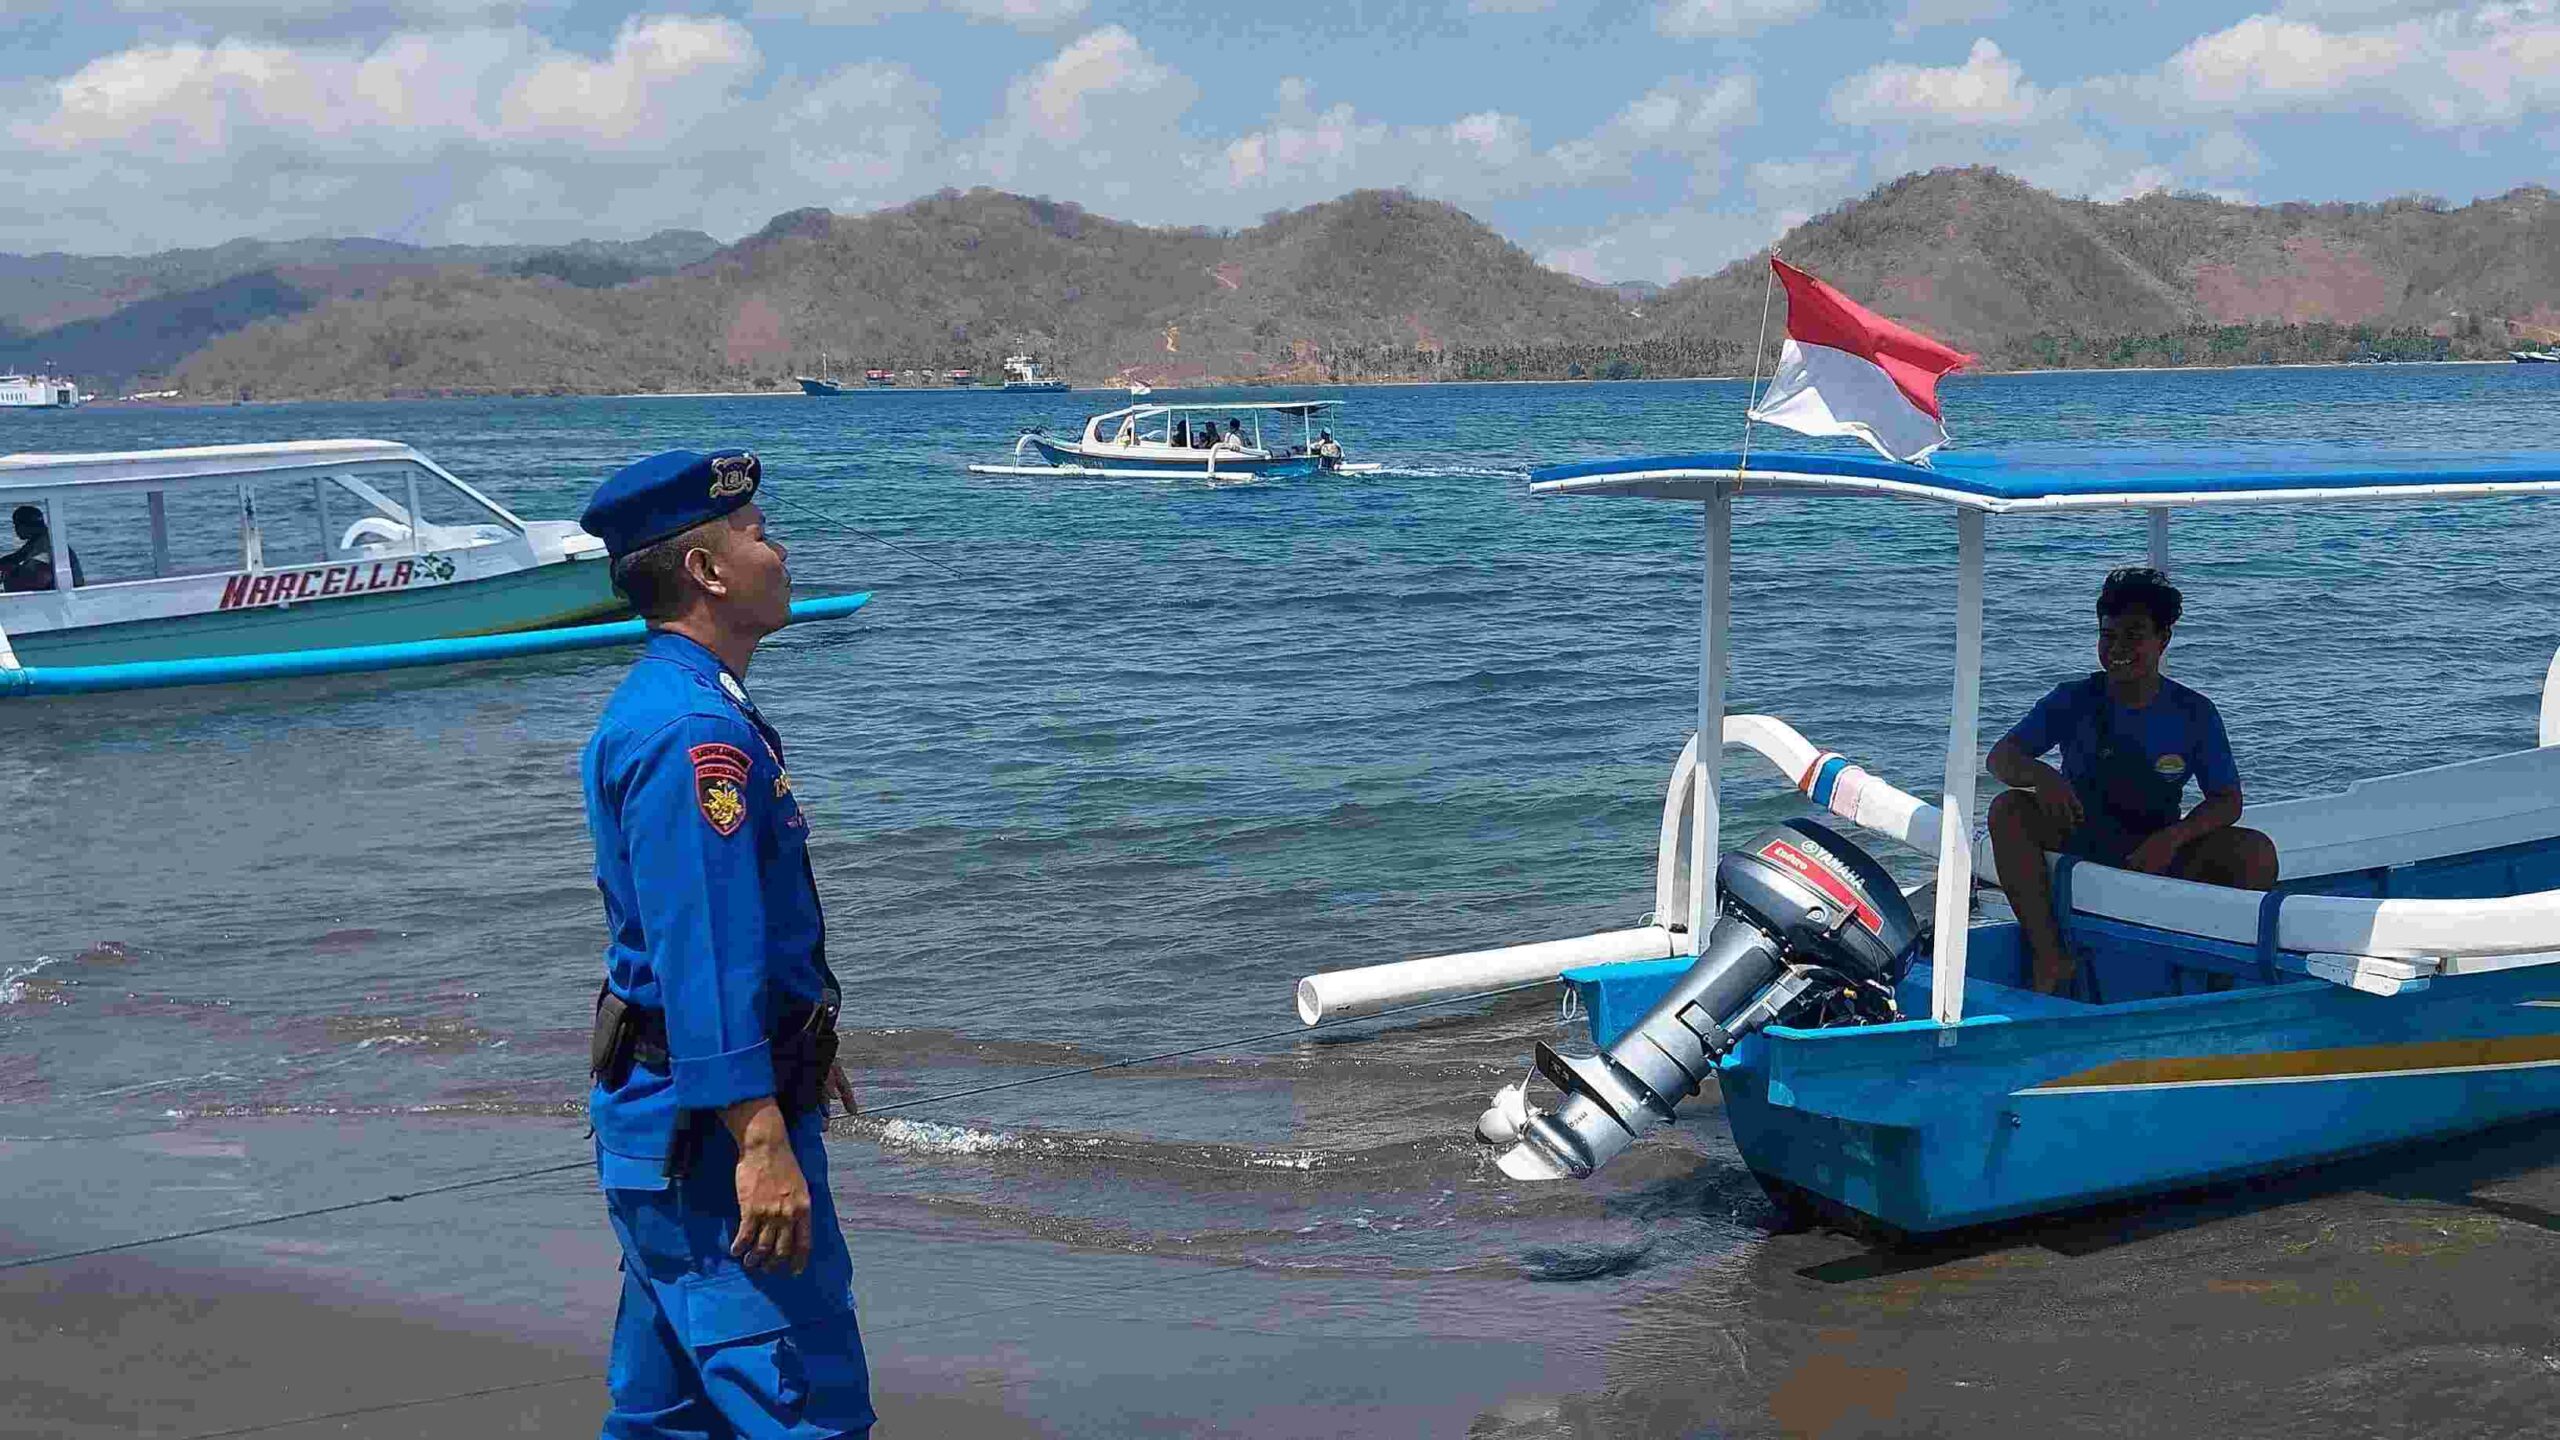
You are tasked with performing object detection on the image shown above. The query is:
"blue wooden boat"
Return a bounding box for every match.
[1296,446,2560,1237]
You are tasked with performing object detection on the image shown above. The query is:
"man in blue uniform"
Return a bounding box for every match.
[579,448,875,1439]
[1987,567,2279,995]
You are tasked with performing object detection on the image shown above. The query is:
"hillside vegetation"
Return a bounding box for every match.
[1643,169,2560,369]
[10,171,2558,398]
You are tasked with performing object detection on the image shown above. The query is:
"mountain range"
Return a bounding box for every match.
[4,170,2555,400]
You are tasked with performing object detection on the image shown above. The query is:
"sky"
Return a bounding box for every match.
[1,0,2555,281]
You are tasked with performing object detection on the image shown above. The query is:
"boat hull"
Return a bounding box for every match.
[1026,436,1320,478]
[798,378,847,395]
[1569,924,2560,1236]
[8,557,624,667]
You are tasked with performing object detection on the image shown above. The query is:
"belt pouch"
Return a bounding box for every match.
[590,987,635,1088]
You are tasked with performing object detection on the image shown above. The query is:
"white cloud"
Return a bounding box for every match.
[30,18,759,158]
[776,62,944,198]
[1550,73,1757,177]
[1,20,947,252]
[1004,26,1188,147]
[1829,37,2050,126]
[2129,3,2560,127]
[1211,89,1542,205]
[754,0,1089,30]
[1655,0,1820,39]
[962,27,1199,207]
[498,18,760,146]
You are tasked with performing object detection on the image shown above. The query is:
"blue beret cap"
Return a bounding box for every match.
[581,448,761,559]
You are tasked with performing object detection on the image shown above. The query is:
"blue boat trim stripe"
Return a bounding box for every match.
[1805,753,1850,806]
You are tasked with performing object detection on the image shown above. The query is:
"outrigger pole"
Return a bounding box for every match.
[0,592,872,698]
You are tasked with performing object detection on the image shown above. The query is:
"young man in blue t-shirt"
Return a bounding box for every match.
[1986,567,2278,995]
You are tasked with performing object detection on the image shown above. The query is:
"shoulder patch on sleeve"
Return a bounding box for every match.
[691,741,753,837]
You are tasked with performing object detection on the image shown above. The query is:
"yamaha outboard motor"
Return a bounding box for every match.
[1480,818,1918,1181]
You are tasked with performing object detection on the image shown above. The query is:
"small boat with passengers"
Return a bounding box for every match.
[1296,444,2560,1238]
[969,400,1371,480]
[0,438,624,669]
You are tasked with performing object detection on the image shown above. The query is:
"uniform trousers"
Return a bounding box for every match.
[600,1117,875,1439]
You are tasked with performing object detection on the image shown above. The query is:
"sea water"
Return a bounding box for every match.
[7,365,2560,1407]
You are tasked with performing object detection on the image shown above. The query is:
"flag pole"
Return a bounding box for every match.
[1736,253,1778,479]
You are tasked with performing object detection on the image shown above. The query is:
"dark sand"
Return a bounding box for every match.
[10,1114,2560,1438]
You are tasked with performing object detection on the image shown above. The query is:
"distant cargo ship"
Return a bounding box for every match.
[1,371,84,408]
[1000,354,1069,392]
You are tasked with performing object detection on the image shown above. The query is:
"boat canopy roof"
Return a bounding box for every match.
[0,439,429,494]
[1090,400,1342,423]
[1531,447,2560,514]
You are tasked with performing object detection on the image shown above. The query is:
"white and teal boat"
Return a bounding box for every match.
[968,400,1373,481]
[0,439,623,670]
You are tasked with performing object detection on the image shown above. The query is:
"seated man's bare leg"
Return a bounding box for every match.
[1988,789,2075,994]
[2172,826,2279,890]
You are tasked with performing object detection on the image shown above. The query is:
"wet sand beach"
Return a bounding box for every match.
[9,1107,2560,1438]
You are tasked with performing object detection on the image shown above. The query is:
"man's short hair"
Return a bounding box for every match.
[610,519,716,620]
[11,505,43,538]
[2098,566,2182,631]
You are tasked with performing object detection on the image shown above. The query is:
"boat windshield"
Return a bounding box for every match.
[18,461,519,592]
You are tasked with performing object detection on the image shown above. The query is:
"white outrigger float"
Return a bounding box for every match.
[1298,446,2560,1237]
[968,400,1376,480]
[0,438,871,697]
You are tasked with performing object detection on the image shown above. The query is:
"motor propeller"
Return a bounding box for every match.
[1481,818,1918,1181]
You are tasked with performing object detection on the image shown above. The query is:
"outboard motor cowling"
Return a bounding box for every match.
[1483,818,1917,1181]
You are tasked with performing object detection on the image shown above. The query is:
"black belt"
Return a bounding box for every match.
[590,984,840,1109]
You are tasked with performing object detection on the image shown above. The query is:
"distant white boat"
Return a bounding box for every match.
[2514,350,2560,364]
[968,399,1373,480]
[0,372,83,409]
[1127,382,1153,397]
[1001,354,1070,392]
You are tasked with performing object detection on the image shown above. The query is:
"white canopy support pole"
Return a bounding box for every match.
[2543,648,2560,748]
[2147,507,2169,571]
[146,491,171,577]
[1930,510,1986,1025]
[1690,483,1733,951]
[46,499,73,593]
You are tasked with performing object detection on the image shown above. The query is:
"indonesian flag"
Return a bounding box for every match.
[1747,258,1974,464]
